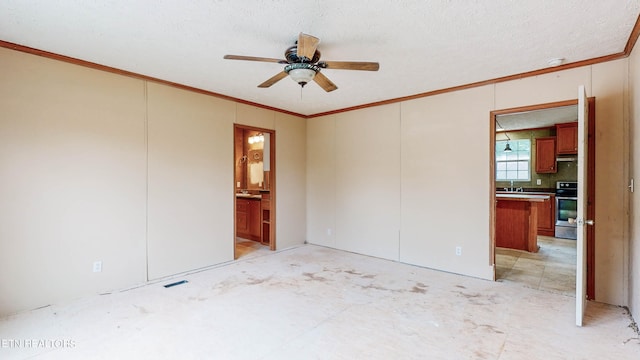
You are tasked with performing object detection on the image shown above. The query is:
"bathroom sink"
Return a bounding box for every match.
[236,193,261,199]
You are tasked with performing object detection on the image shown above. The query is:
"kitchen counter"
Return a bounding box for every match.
[496,187,555,194]
[496,193,550,201]
[495,194,551,253]
[496,190,554,194]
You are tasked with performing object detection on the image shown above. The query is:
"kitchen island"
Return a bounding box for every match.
[496,193,550,252]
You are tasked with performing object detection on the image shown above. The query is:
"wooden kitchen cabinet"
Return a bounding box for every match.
[536,194,555,236]
[496,198,539,253]
[556,122,578,155]
[535,137,557,174]
[236,198,261,241]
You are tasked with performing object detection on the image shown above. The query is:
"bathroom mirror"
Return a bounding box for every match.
[246,132,264,189]
[235,128,265,190]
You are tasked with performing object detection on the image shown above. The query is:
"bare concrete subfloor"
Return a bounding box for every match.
[1,244,638,359]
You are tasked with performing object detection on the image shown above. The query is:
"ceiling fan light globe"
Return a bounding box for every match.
[289,68,316,86]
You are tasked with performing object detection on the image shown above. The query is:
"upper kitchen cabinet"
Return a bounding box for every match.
[535,137,557,174]
[556,122,578,155]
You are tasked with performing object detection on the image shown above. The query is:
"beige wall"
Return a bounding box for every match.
[0,48,148,314]
[1,42,634,315]
[629,42,640,322]
[0,48,307,316]
[592,60,629,305]
[233,105,308,251]
[274,113,307,250]
[308,105,401,259]
[307,59,630,305]
[400,86,494,279]
[147,83,236,279]
[306,116,337,248]
[335,105,401,259]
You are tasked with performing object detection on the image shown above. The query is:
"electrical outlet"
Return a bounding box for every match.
[536,179,542,185]
[455,246,462,256]
[93,261,102,273]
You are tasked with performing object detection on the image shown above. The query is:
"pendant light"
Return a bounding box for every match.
[496,119,512,152]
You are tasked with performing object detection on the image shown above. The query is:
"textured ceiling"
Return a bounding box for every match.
[1,1,639,116]
[497,105,578,131]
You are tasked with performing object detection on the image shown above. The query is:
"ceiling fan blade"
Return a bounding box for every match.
[298,33,320,61]
[224,55,287,64]
[258,71,288,88]
[313,72,338,92]
[319,61,379,71]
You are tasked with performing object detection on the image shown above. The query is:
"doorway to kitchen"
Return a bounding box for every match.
[234,124,276,259]
[490,98,595,300]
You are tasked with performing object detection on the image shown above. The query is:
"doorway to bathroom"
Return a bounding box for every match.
[234,124,276,259]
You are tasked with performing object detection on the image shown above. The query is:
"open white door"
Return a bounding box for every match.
[575,85,592,326]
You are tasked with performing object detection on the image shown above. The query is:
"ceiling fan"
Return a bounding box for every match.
[223,33,379,92]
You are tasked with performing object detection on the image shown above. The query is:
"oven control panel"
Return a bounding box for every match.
[557,181,577,190]
[556,181,578,198]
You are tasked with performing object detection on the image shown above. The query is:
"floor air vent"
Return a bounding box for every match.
[163,280,188,288]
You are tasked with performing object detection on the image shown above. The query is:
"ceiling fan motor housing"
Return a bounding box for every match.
[285,45,321,63]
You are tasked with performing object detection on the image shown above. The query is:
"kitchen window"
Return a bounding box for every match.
[496,139,530,181]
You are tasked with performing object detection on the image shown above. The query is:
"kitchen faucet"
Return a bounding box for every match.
[510,180,514,192]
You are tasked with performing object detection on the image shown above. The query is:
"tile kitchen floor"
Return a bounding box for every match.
[496,236,577,296]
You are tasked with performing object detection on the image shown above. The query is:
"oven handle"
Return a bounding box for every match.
[568,218,595,226]
[556,196,578,200]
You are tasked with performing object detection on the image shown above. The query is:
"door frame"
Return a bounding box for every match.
[489,98,596,299]
[233,124,276,257]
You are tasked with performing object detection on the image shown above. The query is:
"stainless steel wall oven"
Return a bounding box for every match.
[555,181,577,240]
